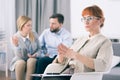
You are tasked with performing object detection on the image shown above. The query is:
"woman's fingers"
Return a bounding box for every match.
[58,44,67,54]
[12,36,18,46]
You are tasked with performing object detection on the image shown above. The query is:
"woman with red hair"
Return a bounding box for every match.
[44,5,113,75]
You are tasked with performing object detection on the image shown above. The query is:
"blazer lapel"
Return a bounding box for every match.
[71,37,89,52]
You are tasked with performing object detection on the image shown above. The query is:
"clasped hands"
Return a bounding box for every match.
[57,43,76,63]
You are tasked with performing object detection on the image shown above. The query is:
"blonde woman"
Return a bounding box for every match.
[10,16,40,80]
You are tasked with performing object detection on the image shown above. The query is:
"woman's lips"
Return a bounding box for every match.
[85,26,90,28]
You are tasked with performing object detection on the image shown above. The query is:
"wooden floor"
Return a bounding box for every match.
[0,71,16,80]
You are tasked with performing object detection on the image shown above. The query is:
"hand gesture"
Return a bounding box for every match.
[12,36,18,46]
[58,44,76,59]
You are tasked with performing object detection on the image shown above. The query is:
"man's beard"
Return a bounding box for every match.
[50,28,60,33]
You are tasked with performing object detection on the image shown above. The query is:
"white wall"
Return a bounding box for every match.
[0,0,15,33]
[0,0,15,70]
[70,0,120,39]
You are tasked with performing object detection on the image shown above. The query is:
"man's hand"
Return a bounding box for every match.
[45,53,50,57]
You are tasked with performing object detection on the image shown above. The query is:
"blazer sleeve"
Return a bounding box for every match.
[11,33,26,59]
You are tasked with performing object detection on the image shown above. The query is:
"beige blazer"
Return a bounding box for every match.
[44,33,113,73]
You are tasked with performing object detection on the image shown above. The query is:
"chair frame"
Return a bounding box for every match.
[0,41,8,77]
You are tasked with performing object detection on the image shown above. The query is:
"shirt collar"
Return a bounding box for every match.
[88,33,101,40]
[21,34,29,42]
[55,28,63,35]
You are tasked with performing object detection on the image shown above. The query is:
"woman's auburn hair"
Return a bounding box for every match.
[82,5,105,27]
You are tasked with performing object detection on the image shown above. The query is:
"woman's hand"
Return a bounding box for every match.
[32,53,37,58]
[28,53,37,58]
[12,36,19,46]
[28,54,32,58]
[58,44,76,60]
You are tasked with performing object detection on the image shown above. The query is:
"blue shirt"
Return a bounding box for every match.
[39,28,73,58]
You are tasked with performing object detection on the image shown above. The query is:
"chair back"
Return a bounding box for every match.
[0,30,7,64]
[0,41,7,64]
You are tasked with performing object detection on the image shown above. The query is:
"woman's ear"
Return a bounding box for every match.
[101,18,105,23]
[99,18,105,26]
